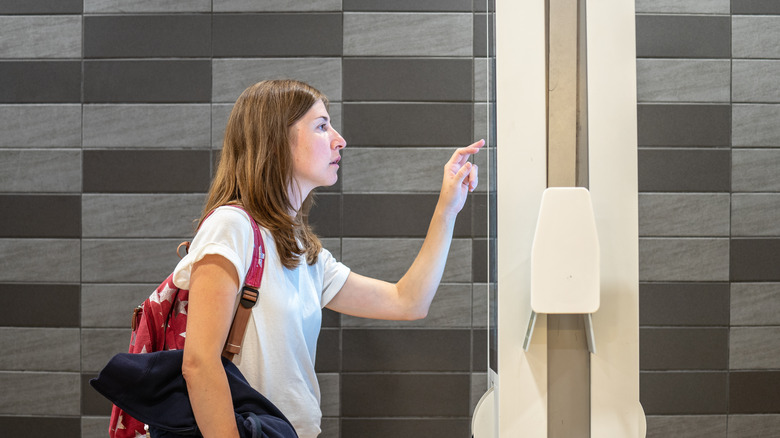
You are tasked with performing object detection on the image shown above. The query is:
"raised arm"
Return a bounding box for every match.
[326,139,484,320]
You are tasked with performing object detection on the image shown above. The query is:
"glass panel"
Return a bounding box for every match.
[486,0,498,375]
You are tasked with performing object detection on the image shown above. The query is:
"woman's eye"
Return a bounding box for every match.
[319,124,328,131]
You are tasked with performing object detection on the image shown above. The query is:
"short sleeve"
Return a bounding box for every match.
[318,247,351,308]
[172,207,255,291]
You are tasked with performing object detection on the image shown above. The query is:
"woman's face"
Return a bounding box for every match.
[289,99,346,198]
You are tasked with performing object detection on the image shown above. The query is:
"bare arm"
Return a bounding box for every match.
[182,254,241,438]
[326,140,483,320]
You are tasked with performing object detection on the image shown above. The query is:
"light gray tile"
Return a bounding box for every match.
[82,416,111,438]
[0,16,81,58]
[0,372,80,415]
[733,16,780,59]
[472,283,489,328]
[342,283,472,327]
[344,13,472,56]
[730,327,780,370]
[636,60,730,103]
[83,104,211,148]
[82,284,158,328]
[342,148,451,193]
[646,415,727,438]
[0,328,80,371]
[635,0,729,13]
[342,238,471,283]
[212,103,234,149]
[84,0,211,13]
[0,239,80,282]
[214,0,341,11]
[0,149,80,192]
[733,104,780,147]
[82,194,205,238]
[82,239,184,283]
[212,58,342,103]
[728,415,780,438]
[732,194,780,236]
[321,238,342,260]
[317,373,339,417]
[474,102,489,144]
[732,149,780,192]
[733,60,780,103]
[639,194,730,237]
[639,238,729,281]
[81,328,130,372]
[0,105,81,148]
[731,283,780,326]
[212,102,343,149]
[474,59,489,102]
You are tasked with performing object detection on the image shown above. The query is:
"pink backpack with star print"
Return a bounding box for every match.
[109,205,266,438]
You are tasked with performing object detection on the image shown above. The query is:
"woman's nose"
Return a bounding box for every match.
[332,130,346,150]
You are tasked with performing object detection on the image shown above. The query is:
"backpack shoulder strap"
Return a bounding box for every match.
[218,204,265,361]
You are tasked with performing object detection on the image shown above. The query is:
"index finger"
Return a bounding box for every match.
[449,139,485,166]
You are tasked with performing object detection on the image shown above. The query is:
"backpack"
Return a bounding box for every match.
[108,205,265,438]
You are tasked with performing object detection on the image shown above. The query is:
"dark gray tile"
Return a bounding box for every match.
[309,193,341,237]
[343,103,472,146]
[640,282,730,326]
[343,0,472,11]
[732,0,780,14]
[474,0,495,13]
[213,14,342,57]
[636,15,731,58]
[0,0,82,13]
[640,328,728,370]
[0,417,81,438]
[315,328,340,373]
[82,374,113,416]
[638,149,731,192]
[343,58,472,102]
[637,104,730,147]
[84,60,211,103]
[342,194,471,238]
[640,372,728,414]
[730,372,780,413]
[472,238,488,283]
[322,308,341,328]
[0,61,81,103]
[474,13,487,57]
[83,150,210,193]
[0,284,80,327]
[84,15,210,58]
[342,329,470,372]
[342,419,471,438]
[473,329,487,371]
[731,239,780,282]
[471,193,490,238]
[0,195,79,238]
[341,373,470,416]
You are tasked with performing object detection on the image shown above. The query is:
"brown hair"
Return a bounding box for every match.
[200,79,326,269]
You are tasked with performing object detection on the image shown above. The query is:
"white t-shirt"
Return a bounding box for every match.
[172,206,350,438]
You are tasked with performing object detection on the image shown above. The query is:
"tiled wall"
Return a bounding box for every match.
[636,0,780,436]
[2,1,778,437]
[0,1,488,437]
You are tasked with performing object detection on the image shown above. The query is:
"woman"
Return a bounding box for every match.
[173,79,482,438]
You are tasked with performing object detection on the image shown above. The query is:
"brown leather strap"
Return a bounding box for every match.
[222,286,259,361]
